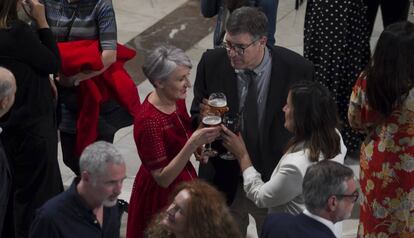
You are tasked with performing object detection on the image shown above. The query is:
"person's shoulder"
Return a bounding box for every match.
[266,212,295,222]
[278,150,314,178]
[269,45,313,67]
[262,213,296,234]
[134,99,163,127]
[282,149,310,165]
[35,191,68,219]
[136,98,157,117]
[202,48,227,59]
[8,20,29,31]
[199,48,229,69]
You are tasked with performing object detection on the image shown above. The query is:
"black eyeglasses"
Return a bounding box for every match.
[334,190,359,203]
[221,39,259,55]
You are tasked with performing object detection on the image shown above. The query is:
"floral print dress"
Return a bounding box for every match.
[348,75,414,238]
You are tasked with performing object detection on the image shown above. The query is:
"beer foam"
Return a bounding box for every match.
[202,115,222,126]
[208,98,227,107]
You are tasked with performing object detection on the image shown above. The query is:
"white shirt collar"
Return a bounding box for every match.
[303,209,336,235]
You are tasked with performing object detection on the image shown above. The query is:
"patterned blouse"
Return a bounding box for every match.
[348,75,414,238]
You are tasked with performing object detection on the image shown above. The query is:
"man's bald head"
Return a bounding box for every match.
[0,67,16,117]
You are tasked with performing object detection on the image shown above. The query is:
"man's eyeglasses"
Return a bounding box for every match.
[334,190,360,203]
[221,39,259,55]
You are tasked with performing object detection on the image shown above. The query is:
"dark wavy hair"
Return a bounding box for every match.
[146,180,241,238]
[0,0,17,28]
[225,6,267,40]
[365,21,414,117]
[286,81,340,162]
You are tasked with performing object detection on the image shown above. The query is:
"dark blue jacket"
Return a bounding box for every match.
[260,213,336,238]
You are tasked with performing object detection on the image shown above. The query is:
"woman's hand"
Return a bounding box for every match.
[56,74,76,87]
[221,125,252,171]
[188,126,221,149]
[150,126,220,188]
[221,125,247,158]
[23,0,49,28]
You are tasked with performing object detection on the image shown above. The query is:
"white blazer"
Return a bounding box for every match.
[242,130,347,237]
[243,130,347,237]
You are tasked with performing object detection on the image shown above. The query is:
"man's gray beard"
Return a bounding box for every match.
[103,198,118,207]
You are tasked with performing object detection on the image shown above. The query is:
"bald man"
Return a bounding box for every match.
[0,66,16,237]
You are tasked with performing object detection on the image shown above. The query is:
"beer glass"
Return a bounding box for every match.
[202,111,222,157]
[208,93,228,116]
[220,113,240,160]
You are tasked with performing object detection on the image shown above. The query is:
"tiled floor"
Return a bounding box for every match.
[56,0,393,237]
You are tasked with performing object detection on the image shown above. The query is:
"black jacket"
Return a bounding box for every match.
[0,138,11,235]
[191,45,314,203]
[261,213,336,238]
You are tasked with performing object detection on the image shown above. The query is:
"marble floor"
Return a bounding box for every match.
[55,0,399,237]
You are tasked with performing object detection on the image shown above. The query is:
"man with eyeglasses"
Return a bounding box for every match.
[261,160,358,238]
[190,6,314,237]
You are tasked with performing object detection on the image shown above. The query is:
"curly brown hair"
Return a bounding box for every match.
[146,180,241,238]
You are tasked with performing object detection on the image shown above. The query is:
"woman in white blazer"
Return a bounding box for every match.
[222,81,347,237]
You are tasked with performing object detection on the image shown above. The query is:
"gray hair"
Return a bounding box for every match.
[142,45,192,86]
[303,160,354,213]
[79,141,125,181]
[0,66,15,100]
[225,6,268,40]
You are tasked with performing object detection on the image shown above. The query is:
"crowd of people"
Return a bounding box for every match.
[0,0,413,238]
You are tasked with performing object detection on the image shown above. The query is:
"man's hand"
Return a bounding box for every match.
[194,146,209,164]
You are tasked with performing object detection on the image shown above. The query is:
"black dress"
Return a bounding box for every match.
[0,20,63,238]
[304,0,371,152]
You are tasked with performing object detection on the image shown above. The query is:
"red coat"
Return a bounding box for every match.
[58,40,140,155]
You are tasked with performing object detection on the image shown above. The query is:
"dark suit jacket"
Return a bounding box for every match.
[0,138,11,235]
[190,46,314,203]
[260,213,336,238]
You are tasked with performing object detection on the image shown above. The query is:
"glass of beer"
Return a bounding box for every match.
[220,113,240,160]
[208,93,228,116]
[202,111,222,157]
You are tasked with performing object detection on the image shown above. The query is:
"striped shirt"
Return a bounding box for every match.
[42,0,118,133]
[43,0,117,50]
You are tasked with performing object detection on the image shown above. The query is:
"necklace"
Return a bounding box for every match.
[174,111,189,140]
[174,111,194,180]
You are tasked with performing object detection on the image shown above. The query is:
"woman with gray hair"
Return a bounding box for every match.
[126,45,221,238]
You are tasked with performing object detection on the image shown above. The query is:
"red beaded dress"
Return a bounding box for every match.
[126,96,197,238]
